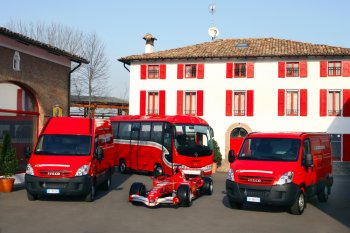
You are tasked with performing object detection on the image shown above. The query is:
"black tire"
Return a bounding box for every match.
[201,177,213,195]
[317,184,329,203]
[154,164,163,178]
[290,190,305,215]
[101,174,112,191]
[27,191,37,201]
[228,197,243,209]
[85,182,96,202]
[177,184,192,207]
[119,159,127,174]
[129,182,146,205]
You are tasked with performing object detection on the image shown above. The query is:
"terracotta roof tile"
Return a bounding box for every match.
[118,38,350,64]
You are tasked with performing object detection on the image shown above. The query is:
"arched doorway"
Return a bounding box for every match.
[0,82,39,172]
[230,127,248,155]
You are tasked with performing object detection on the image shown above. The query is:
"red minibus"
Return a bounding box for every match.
[110,115,214,176]
[226,132,333,215]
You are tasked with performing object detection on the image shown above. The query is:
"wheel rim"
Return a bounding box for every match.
[298,193,304,212]
[155,166,162,176]
[209,182,213,194]
[107,178,111,189]
[120,162,126,172]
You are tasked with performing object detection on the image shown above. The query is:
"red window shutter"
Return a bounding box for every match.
[320,89,327,116]
[197,90,204,116]
[177,90,183,115]
[343,61,350,77]
[160,64,166,79]
[140,90,146,115]
[320,61,328,77]
[177,64,184,79]
[247,63,254,78]
[197,64,204,79]
[140,64,147,79]
[300,61,308,78]
[246,90,254,116]
[300,89,308,116]
[226,90,233,116]
[226,63,233,78]
[278,62,285,78]
[343,89,350,117]
[159,90,166,115]
[278,89,285,116]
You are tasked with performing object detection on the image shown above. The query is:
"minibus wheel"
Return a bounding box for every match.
[317,184,329,203]
[201,177,213,195]
[154,164,163,178]
[177,184,192,207]
[119,159,127,174]
[290,190,305,215]
[27,191,37,201]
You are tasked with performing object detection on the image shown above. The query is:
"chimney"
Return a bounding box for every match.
[143,33,157,53]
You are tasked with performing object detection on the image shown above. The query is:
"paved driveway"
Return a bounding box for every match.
[0,172,349,233]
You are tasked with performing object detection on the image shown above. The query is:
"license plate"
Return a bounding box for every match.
[247,196,260,203]
[46,189,60,194]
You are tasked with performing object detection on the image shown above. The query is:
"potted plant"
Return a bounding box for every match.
[0,132,19,192]
[212,139,222,173]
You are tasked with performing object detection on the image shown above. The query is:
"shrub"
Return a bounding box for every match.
[0,132,18,178]
[213,139,222,167]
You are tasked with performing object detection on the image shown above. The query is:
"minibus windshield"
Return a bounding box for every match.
[34,135,92,156]
[175,124,213,156]
[238,138,300,161]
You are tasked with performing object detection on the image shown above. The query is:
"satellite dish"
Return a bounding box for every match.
[208,27,219,40]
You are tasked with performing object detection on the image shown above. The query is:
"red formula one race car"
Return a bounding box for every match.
[128,168,213,207]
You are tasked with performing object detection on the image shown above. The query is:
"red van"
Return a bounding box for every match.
[25,117,115,202]
[226,132,333,215]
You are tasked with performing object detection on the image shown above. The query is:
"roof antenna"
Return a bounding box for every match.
[208,3,219,41]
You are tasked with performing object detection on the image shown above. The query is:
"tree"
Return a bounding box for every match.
[6,20,110,115]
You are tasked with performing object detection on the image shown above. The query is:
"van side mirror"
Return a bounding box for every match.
[228,150,235,163]
[95,147,104,160]
[304,153,313,167]
[24,145,32,159]
[210,127,214,138]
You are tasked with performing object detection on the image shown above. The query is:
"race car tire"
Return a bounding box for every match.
[177,184,192,207]
[201,177,213,195]
[129,182,146,205]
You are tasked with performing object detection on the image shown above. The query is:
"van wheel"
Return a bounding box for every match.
[177,184,192,207]
[290,191,305,215]
[129,182,146,205]
[85,182,96,202]
[154,164,163,178]
[201,177,213,195]
[101,174,112,191]
[119,159,127,174]
[27,192,37,201]
[317,184,329,203]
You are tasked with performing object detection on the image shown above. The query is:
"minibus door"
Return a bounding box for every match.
[130,123,140,170]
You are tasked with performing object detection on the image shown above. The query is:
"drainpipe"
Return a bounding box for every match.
[123,63,130,72]
[68,62,82,116]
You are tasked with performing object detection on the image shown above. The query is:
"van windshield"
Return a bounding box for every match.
[34,135,92,156]
[238,138,300,161]
[175,124,213,156]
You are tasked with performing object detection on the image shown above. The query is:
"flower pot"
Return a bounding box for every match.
[0,178,15,192]
[212,163,217,174]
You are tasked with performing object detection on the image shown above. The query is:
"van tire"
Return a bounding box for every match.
[129,182,146,205]
[27,192,37,201]
[154,164,163,178]
[317,184,329,203]
[177,184,192,207]
[101,173,112,191]
[290,190,305,215]
[119,159,127,174]
[201,177,213,195]
[85,182,96,202]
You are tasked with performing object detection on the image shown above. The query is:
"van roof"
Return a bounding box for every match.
[109,115,209,125]
[247,132,328,139]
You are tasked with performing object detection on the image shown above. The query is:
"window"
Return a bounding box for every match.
[328,61,342,76]
[111,122,119,139]
[184,91,196,115]
[286,90,299,116]
[148,65,159,79]
[185,64,197,78]
[234,91,246,116]
[150,123,163,144]
[13,51,20,71]
[148,91,159,115]
[286,62,299,77]
[328,90,341,116]
[139,123,151,141]
[234,63,246,78]
[118,122,131,140]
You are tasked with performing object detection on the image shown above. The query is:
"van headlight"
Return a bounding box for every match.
[276,171,294,185]
[26,164,34,175]
[227,168,234,181]
[75,165,89,176]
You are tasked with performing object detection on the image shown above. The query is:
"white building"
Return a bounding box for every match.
[119,35,350,168]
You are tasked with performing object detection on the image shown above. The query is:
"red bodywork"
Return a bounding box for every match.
[128,168,212,207]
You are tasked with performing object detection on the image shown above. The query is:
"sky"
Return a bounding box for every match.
[1,0,350,99]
